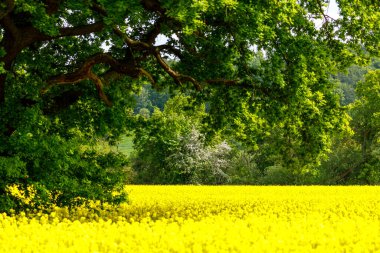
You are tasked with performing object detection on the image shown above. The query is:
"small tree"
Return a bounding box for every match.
[166,128,231,184]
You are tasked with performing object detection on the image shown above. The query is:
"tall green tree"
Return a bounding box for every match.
[318,70,380,184]
[0,0,379,210]
[350,70,380,183]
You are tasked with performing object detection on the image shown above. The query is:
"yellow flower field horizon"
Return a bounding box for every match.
[1,186,380,252]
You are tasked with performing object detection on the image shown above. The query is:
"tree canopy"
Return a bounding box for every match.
[0,0,379,211]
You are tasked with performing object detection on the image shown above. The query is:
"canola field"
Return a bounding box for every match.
[1,186,380,252]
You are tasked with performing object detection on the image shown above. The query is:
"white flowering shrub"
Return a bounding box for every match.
[166,128,231,184]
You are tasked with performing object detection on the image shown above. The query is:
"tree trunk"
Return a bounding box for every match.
[0,73,5,105]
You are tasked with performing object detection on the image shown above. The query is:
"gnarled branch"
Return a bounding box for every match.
[143,16,165,45]
[42,53,156,106]
[153,48,201,90]
[44,0,61,15]
[112,28,247,92]
[88,71,113,106]
[0,0,15,20]
[113,27,151,50]
[157,44,182,59]
[140,0,165,14]
[42,53,116,106]
[57,22,105,38]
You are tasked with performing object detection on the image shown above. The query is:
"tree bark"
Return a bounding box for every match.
[0,74,5,104]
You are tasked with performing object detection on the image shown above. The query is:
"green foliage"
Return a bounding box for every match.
[134,85,170,114]
[225,150,262,184]
[131,95,202,183]
[0,76,133,212]
[0,106,130,211]
[317,137,361,184]
[334,58,380,105]
[350,70,380,183]
[117,135,135,156]
[131,95,232,184]
[0,156,27,210]
[318,70,380,184]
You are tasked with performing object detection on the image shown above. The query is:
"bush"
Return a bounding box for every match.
[131,95,232,184]
[225,150,262,184]
[0,99,132,213]
[166,128,231,184]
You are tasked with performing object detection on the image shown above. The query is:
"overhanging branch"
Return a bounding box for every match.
[0,0,15,20]
[112,27,250,92]
[44,0,61,15]
[153,48,201,91]
[42,53,117,106]
[57,22,105,38]
[143,16,165,45]
[42,53,156,106]
[113,27,151,50]
[40,1,254,105]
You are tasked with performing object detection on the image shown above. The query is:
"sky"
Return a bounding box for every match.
[314,0,340,28]
[327,0,340,19]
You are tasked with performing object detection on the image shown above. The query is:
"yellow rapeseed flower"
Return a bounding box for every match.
[1,186,380,252]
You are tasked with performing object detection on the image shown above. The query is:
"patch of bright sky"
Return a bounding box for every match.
[155,34,169,46]
[327,0,340,19]
[315,0,340,28]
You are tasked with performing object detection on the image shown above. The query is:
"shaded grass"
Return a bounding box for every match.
[117,135,134,156]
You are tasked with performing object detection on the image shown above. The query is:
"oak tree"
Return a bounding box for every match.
[0,0,378,210]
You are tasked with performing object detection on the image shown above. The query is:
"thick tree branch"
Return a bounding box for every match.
[0,0,251,107]
[0,2,103,105]
[42,53,116,106]
[153,48,201,91]
[44,0,62,15]
[88,71,113,106]
[140,0,165,14]
[138,68,156,85]
[143,16,164,45]
[113,27,247,92]
[42,53,156,105]
[0,0,15,20]
[0,19,105,72]
[156,44,183,59]
[113,27,151,50]
[92,2,203,91]
[0,14,20,40]
[54,22,105,39]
